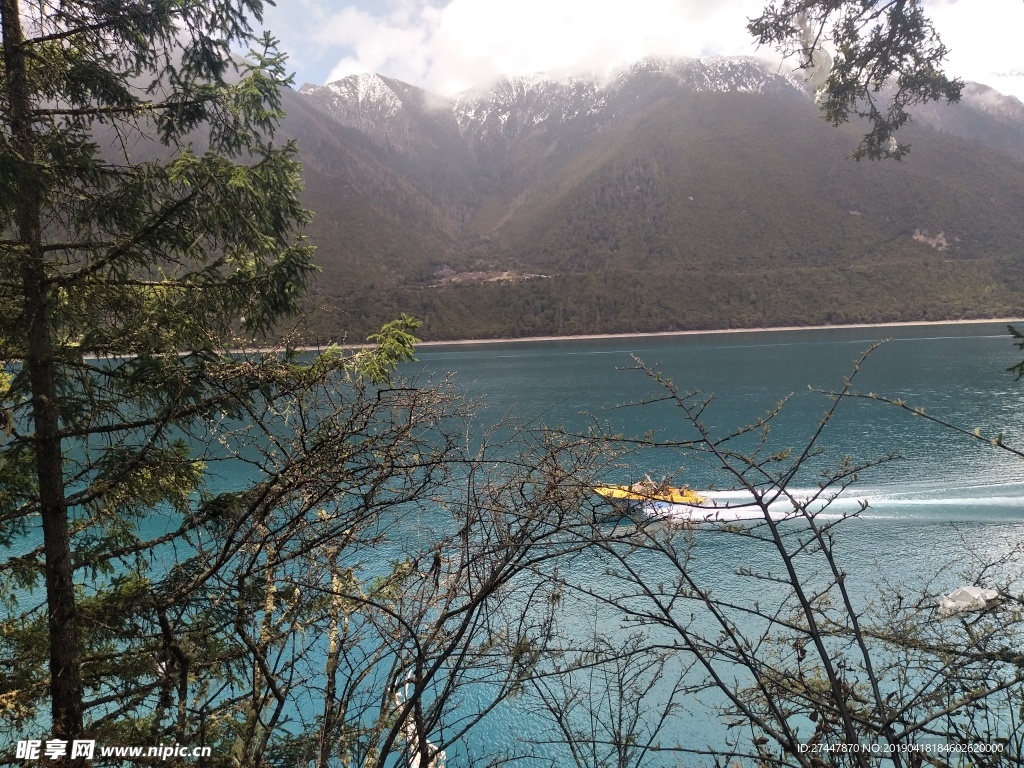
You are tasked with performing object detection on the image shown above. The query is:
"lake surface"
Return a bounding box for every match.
[412,322,1024,521]
[406,322,1024,764]
[14,323,1021,762]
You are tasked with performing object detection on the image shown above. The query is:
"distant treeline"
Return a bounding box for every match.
[294,252,1024,342]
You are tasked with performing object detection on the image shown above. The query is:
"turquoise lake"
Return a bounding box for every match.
[11,322,1022,763]
[404,322,1024,764]
[412,322,1024,521]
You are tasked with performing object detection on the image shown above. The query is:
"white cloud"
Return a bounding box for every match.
[320,6,438,85]
[263,0,1024,101]
[313,0,770,94]
[925,0,1024,100]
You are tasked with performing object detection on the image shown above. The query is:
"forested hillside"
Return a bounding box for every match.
[280,59,1024,342]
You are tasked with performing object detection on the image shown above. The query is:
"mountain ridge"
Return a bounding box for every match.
[282,57,1024,342]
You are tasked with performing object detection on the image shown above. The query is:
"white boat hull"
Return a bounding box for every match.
[644,501,801,524]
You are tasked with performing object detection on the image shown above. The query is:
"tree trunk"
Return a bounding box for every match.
[1,0,84,743]
[318,566,344,768]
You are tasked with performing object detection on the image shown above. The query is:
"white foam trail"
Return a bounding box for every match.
[653,483,1024,524]
[645,501,802,523]
[645,488,841,523]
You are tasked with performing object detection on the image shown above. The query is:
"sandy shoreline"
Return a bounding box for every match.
[412,318,1024,348]
[238,318,1021,354]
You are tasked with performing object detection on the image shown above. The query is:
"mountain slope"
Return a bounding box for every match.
[283,58,1024,341]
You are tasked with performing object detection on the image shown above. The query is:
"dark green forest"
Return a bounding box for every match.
[285,90,1024,342]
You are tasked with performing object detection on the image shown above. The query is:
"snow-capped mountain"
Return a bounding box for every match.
[300,73,407,131]
[961,82,1024,121]
[284,56,1024,343]
[298,57,807,153]
[452,74,605,141]
[298,56,1024,163]
[298,74,460,155]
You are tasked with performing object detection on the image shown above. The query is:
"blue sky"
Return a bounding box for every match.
[258,0,1024,99]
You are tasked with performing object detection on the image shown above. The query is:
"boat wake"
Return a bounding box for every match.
[592,475,1024,526]
[640,483,1024,525]
[638,483,1024,528]
[644,491,814,524]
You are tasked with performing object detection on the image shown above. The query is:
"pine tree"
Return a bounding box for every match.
[1,8,604,765]
[749,1,963,160]
[0,0,313,749]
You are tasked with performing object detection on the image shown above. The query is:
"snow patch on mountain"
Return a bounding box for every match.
[452,74,605,138]
[961,82,1024,122]
[296,56,1023,162]
[301,56,808,147]
[610,56,806,95]
[300,74,405,130]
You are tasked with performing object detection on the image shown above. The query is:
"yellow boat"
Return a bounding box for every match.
[593,483,706,506]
